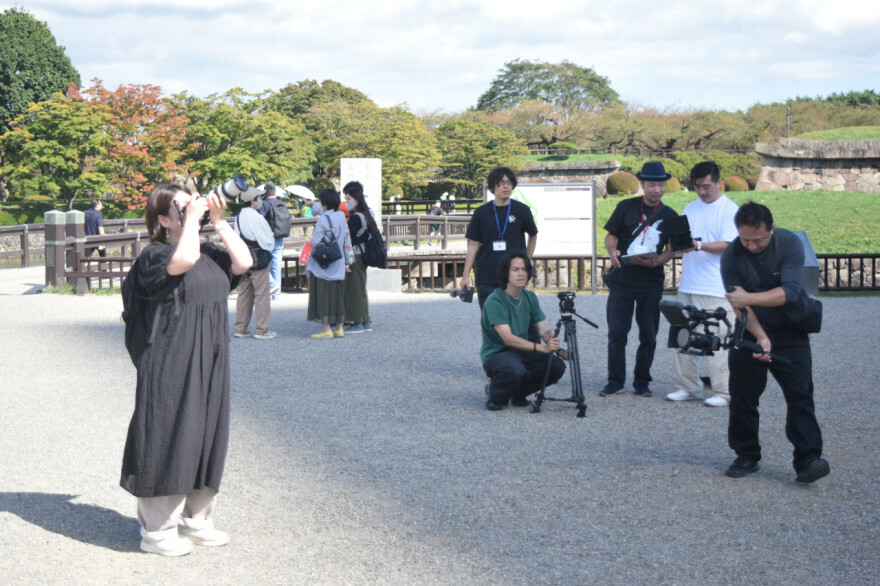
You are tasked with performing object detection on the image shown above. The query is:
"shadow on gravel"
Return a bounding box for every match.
[0,492,139,552]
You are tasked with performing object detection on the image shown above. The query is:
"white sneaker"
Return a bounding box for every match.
[233,331,251,338]
[140,527,194,556]
[666,389,701,402]
[704,395,730,407]
[178,517,230,547]
[253,331,277,339]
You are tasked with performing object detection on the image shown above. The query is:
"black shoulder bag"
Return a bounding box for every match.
[744,248,822,334]
[313,214,342,269]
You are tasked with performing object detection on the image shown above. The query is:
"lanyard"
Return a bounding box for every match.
[494,201,511,239]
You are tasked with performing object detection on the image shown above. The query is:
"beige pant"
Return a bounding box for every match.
[673,292,732,400]
[137,487,218,532]
[235,266,271,335]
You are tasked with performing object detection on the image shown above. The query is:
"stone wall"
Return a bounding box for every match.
[518,160,620,197]
[755,138,880,192]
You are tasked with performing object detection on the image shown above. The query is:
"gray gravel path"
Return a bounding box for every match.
[1,285,878,584]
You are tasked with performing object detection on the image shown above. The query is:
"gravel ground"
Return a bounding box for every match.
[0,284,878,584]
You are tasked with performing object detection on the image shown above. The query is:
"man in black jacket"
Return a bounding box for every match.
[721,202,829,483]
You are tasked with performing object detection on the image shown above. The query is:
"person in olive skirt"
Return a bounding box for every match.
[342,181,375,333]
[306,188,353,338]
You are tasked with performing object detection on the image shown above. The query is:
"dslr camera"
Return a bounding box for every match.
[450,286,474,303]
[659,299,731,355]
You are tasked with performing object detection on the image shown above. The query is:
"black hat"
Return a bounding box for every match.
[636,161,672,181]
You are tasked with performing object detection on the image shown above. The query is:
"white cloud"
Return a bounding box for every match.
[3,0,878,113]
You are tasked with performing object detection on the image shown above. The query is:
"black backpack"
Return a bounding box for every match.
[121,258,170,367]
[265,198,291,238]
[359,224,387,268]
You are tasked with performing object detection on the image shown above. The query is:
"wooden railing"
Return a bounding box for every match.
[4,215,879,292]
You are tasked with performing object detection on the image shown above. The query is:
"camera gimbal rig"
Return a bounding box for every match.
[532,292,599,418]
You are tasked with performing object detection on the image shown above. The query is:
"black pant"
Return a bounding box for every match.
[728,329,823,472]
[605,281,662,390]
[483,348,566,404]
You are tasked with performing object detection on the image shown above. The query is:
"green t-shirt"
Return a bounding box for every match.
[480,288,545,364]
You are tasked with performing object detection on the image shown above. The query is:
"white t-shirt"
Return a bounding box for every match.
[678,194,739,297]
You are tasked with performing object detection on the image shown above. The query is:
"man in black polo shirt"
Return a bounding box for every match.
[600,162,679,398]
[460,167,538,308]
[721,202,829,483]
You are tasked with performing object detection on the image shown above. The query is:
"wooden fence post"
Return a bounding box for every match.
[66,210,86,291]
[44,211,66,288]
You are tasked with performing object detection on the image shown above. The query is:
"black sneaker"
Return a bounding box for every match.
[633,386,653,397]
[795,458,830,483]
[485,399,505,411]
[599,385,624,397]
[725,456,760,478]
[510,396,532,407]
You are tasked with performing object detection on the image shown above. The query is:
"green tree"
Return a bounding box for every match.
[476,59,618,113]
[0,94,112,210]
[1,8,82,201]
[263,79,374,178]
[173,89,316,195]
[435,120,528,197]
[0,8,81,133]
[313,100,440,193]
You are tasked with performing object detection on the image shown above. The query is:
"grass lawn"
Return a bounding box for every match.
[596,190,880,254]
[794,126,880,141]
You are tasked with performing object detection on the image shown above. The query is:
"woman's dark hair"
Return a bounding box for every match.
[342,181,376,228]
[487,167,518,192]
[497,251,533,289]
[318,187,341,211]
[734,201,774,231]
[146,183,191,243]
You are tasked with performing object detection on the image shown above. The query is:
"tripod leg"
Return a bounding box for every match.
[566,321,587,417]
[531,320,562,414]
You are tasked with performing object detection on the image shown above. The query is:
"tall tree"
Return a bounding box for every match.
[476,59,618,113]
[0,8,81,133]
[0,94,112,210]
[72,80,188,209]
[435,120,528,197]
[313,100,440,193]
[0,8,81,201]
[172,89,315,194]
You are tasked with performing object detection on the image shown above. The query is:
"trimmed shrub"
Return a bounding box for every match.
[621,157,689,183]
[723,175,749,192]
[665,177,682,192]
[0,210,16,226]
[748,173,760,190]
[669,151,762,184]
[606,171,640,196]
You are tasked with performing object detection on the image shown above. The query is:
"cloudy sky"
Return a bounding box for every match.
[8,0,880,114]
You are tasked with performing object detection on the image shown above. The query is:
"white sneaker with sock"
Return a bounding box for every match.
[704,395,729,407]
[140,526,194,556]
[178,517,230,546]
[666,389,702,402]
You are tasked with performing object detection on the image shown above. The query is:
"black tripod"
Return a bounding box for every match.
[532,309,599,417]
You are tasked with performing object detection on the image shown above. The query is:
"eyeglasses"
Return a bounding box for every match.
[497,180,514,187]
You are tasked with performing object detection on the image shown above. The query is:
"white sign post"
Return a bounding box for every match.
[340,158,383,226]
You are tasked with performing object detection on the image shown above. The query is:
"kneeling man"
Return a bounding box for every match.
[481,252,568,411]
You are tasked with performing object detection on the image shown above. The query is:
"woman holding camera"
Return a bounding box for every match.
[306,187,353,338]
[342,181,375,333]
[120,184,252,556]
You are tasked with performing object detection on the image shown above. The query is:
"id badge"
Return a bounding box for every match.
[493,240,507,251]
